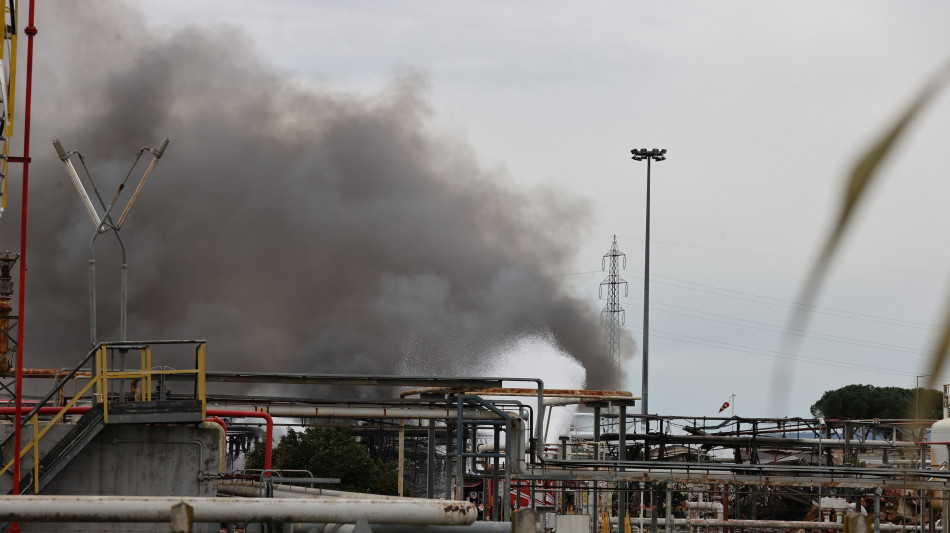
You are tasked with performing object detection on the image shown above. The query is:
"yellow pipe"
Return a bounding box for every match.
[1,1,16,212]
[146,347,152,401]
[101,350,109,424]
[31,413,38,493]
[198,343,206,418]
[1,1,6,58]
[6,0,17,130]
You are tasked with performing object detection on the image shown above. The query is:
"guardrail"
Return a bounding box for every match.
[0,340,206,489]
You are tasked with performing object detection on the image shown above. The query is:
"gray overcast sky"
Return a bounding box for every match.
[134,1,950,417]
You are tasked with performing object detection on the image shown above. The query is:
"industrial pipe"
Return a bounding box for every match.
[613,517,940,532]
[207,409,272,472]
[208,404,512,421]
[295,522,513,533]
[522,464,950,490]
[202,420,227,474]
[218,480,426,501]
[0,496,477,525]
[12,5,39,530]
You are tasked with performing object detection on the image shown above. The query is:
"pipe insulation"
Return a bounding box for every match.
[218,480,425,501]
[0,496,477,525]
[209,404,513,420]
[298,523,514,533]
[611,518,940,532]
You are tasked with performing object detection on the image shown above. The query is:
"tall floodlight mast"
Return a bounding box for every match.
[599,235,628,367]
[631,147,666,416]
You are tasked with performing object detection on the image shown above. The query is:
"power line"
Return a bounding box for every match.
[621,296,930,356]
[611,235,949,277]
[568,267,940,332]
[625,324,930,379]
[623,269,942,332]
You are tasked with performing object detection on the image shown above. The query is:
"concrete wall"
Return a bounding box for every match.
[0,421,220,532]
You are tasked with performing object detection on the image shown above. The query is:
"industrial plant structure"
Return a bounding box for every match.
[0,3,948,533]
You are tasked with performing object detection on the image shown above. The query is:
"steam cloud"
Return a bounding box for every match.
[0,2,634,390]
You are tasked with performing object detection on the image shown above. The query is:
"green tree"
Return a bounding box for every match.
[245,425,400,495]
[810,384,943,420]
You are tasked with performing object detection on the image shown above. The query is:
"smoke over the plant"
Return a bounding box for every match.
[0,2,634,390]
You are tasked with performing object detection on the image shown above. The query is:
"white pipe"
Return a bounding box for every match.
[201,421,226,474]
[615,518,940,532]
[209,404,511,420]
[218,480,425,501]
[687,501,724,520]
[0,496,477,525]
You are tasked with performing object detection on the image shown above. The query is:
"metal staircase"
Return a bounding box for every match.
[15,403,106,495]
[0,340,207,496]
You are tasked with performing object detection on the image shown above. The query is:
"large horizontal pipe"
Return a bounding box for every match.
[218,480,426,501]
[519,466,950,490]
[300,522,513,533]
[198,372,505,390]
[0,496,477,525]
[615,517,940,532]
[607,433,923,449]
[208,404,512,420]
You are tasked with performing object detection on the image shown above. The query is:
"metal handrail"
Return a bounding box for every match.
[0,340,206,479]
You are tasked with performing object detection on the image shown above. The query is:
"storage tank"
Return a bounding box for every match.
[930,385,950,469]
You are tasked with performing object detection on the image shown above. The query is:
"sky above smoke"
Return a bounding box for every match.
[0,2,631,390]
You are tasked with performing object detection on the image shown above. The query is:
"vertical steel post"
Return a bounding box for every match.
[665,484,673,533]
[494,426,502,520]
[12,4,38,525]
[455,397,464,501]
[593,406,601,533]
[642,155,651,416]
[650,483,658,533]
[397,419,405,497]
[427,418,435,498]
[620,405,627,529]
[445,415,454,500]
[874,487,881,533]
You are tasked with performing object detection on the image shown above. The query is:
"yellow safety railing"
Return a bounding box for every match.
[98,342,206,422]
[0,0,17,212]
[0,340,206,482]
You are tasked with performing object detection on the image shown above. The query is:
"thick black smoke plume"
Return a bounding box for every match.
[0,2,633,389]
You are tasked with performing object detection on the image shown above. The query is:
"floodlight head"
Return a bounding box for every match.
[660,149,667,155]
[154,137,170,159]
[53,139,69,161]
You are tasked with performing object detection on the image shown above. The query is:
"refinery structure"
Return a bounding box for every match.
[0,3,948,533]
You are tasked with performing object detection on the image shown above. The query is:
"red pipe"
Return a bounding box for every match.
[12,5,38,527]
[0,408,271,472]
[206,410,272,473]
[207,416,227,434]
[0,407,89,415]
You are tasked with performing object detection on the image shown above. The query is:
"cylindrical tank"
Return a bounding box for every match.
[930,417,950,468]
